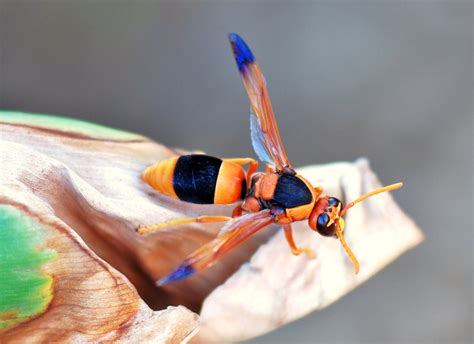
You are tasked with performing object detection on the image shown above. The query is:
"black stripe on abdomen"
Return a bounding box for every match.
[173,155,222,204]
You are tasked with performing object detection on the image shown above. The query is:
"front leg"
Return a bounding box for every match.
[283,223,316,259]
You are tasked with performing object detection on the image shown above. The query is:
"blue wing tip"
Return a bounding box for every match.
[228,32,255,71]
[156,262,195,286]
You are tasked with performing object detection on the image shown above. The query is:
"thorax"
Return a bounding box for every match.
[242,171,317,222]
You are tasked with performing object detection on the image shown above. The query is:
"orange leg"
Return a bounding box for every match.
[224,158,258,185]
[137,215,232,234]
[232,204,245,217]
[283,224,316,259]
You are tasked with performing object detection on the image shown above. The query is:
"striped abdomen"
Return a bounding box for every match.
[142,154,247,205]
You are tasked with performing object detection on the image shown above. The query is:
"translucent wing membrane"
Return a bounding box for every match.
[157,210,274,285]
[250,113,273,164]
[229,33,291,171]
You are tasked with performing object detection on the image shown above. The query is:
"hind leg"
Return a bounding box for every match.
[137,215,232,234]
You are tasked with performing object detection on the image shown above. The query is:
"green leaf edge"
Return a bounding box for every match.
[0,205,57,330]
[0,111,145,141]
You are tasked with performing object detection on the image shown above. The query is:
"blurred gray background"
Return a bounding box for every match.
[0,1,472,343]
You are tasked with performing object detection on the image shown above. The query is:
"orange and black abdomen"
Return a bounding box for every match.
[142,154,247,205]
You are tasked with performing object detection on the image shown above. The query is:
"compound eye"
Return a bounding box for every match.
[317,213,329,228]
[316,212,337,237]
[327,197,340,207]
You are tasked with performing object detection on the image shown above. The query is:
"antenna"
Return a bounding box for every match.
[335,181,403,273]
[340,182,403,217]
[335,224,360,273]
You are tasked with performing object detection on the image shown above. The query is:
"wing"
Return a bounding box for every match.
[250,113,273,164]
[156,210,273,286]
[229,33,291,171]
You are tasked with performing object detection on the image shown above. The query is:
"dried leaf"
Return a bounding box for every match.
[0,112,200,342]
[0,111,423,342]
[0,205,198,343]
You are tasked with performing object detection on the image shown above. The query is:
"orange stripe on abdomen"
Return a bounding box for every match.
[142,157,178,198]
[214,161,246,204]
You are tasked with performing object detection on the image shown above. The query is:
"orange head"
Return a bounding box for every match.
[308,182,403,273]
[309,196,345,237]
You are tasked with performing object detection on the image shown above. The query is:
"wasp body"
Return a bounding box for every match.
[139,33,402,285]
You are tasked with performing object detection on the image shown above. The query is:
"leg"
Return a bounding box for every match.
[225,158,258,185]
[137,215,231,234]
[283,224,316,259]
[232,204,245,217]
